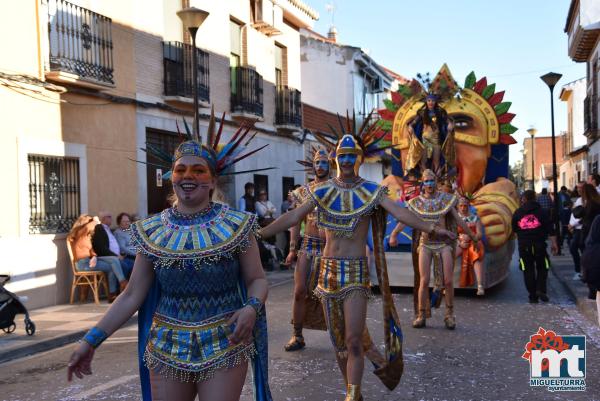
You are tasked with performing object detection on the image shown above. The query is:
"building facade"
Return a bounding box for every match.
[565,0,600,174]
[299,28,402,182]
[559,78,588,189]
[0,0,317,308]
[522,135,566,192]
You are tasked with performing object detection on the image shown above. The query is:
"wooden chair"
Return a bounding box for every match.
[66,240,109,304]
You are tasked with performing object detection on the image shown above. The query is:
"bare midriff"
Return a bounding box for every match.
[322,216,370,258]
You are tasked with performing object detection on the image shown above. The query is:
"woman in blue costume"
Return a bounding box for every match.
[67,116,273,401]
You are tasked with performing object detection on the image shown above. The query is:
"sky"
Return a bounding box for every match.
[309,0,586,166]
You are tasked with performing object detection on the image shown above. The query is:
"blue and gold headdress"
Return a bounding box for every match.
[314,110,397,175]
[139,108,274,179]
[296,145,332,172]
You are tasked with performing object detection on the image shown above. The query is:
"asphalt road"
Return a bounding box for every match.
[1,261,599,401]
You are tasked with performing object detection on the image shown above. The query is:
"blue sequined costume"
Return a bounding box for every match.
[130,202,272,400]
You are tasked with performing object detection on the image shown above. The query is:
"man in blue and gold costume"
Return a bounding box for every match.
[408,169,477,330]
[260,119,456,400]
[283,146,330,351]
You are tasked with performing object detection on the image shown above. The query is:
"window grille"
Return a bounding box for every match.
[28,155,80,234]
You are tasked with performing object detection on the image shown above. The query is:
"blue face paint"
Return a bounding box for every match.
[423,179,436,187]
[314,159,329,172]
[338,154,357,166]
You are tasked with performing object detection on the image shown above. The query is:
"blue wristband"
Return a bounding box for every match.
[244,297,264,316]
[82,326,108,349]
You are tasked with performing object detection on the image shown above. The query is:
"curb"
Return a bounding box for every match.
[550,263,598,325]
[0,270,293,364]
[0,316,137,365]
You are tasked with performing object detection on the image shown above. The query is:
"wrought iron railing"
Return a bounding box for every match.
[47,0,114,84]
[28,155,80,234]
[163,41,210,102]
[231,67,263,116]
[276,86,302,127]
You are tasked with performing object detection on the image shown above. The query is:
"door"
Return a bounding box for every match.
[146,128,180,215]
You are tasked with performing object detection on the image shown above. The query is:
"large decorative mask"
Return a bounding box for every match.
[379,64,516,194]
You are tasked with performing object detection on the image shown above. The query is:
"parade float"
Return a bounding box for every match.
[371,64,519,290]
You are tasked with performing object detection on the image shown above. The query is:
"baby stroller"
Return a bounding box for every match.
[0,275,36,335]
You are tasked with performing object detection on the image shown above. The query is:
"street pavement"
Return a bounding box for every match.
[0,257,599,401]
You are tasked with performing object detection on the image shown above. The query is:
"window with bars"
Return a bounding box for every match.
[28,155,80,234]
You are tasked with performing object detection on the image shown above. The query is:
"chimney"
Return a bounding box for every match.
[327,26,338,43]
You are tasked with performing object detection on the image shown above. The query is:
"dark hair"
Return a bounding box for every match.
[244,182,255,190]
[581,183,600,206]
[541,188,548,195]
[416,103,447,129]
[293,184,301,189]
[560,186,567,191]
[523,190,536,202]
[116,212,132,225]
[590,173,600,186]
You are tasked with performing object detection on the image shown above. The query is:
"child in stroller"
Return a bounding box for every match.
[0,275,35,335]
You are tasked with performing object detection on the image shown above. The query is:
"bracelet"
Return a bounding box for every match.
[255,229,263,241]
[82,326,108,349]
[289,242,297,249]
[244,296,264,316]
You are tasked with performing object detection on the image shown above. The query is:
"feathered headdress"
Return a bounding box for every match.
[296,145,331,172]
[320,110,398,161]
[137,108,274,180]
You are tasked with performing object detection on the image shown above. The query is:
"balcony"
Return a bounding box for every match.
[46,0,114,87]
[231,67,263,118]
[163,41,210,105]
[566,2,600,62]
[275,86,302,129]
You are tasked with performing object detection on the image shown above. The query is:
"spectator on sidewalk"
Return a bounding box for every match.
[114,212,135,277]
[569,181,585,280]
[281,191,294,215]
[559,186,573,249]
[255,189,278,247]
[255,189,277,227]
[92,211,129,292]
[68,215,126,302]
[537,188,553,210]
[580,184,600,300]
[581,215,600,326]
[512,190,558,303]
[587,173,600,194]
[237,182,256,213]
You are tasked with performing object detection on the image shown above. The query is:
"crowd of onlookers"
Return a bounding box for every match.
[519,173,600,324]
[237,182,298,271]
[67,211,138,302]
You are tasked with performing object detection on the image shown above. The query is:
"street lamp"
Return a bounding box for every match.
[527,127,537,190]
[177,7,210,143]
[540,71,562,248]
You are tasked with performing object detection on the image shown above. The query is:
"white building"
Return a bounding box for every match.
[300,28,401,182]
[565,0,600,174]
[559,78,588,188]
[132,0,319,217]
